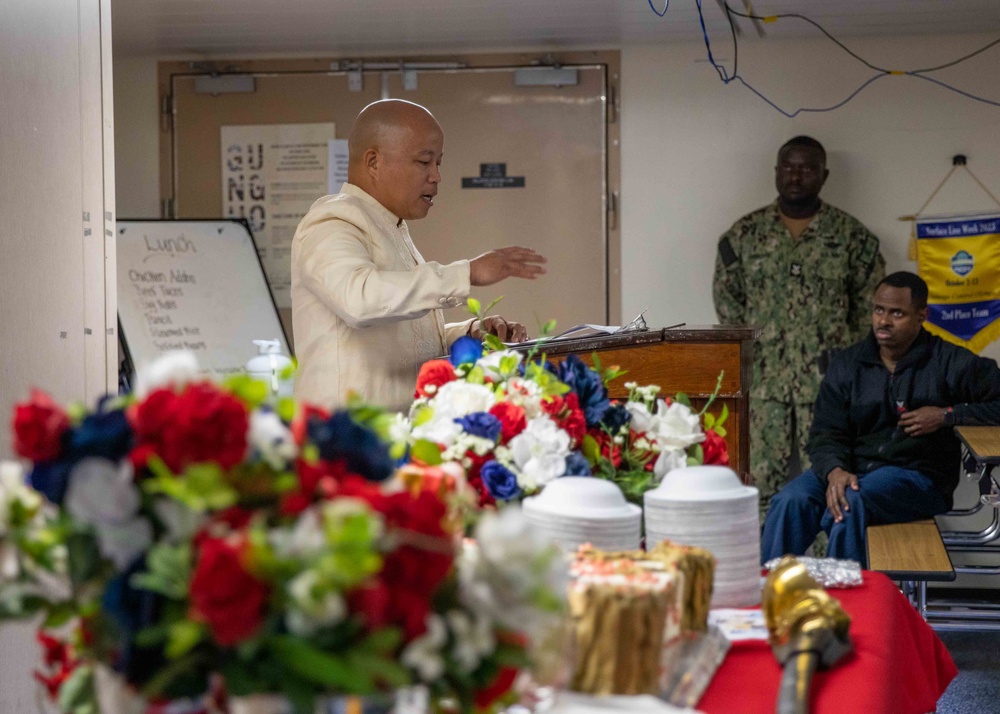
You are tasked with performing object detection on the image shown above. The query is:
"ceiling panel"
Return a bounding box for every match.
[112,0,1000,57]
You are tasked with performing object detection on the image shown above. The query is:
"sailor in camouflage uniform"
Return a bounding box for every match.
[713,136,885,516]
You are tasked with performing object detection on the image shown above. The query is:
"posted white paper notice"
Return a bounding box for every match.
[328,139,349,193]
[221,123,336,308]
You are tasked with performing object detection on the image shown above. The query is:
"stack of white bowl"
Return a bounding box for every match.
[523,477,642,552]
[644,466,761,607]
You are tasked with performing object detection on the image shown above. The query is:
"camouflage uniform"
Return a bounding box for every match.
[713,200,885,515]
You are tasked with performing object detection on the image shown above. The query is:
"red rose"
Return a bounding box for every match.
[587,429,621,468]
[280,458,352,514]
[702,429,730,466]
[12,389,69,462]
[474,666,519,709]
[189,536,269,647]
[348,579,391,631]
[132,383,248,472]
[465,472,497,508]
[290,404,330,446]
[415,359,457,398]
[489,402,527,443]
[543,393,586,445]
[370,490,456,641]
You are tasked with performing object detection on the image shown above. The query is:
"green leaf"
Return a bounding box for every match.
[466,366,486,385]
[130,543,191,600]
[267,635,370,693]
[467,297,482,315]
[689,444,704,466]
[541,319,557,336]
[166,620,206,659]
[66,531,103,587]
[346,650,411,689]
[703,412,716,430]
[358,627,403,654]
[57,664,97,714]
[714,425,727,438]
[674,392,691,408]
[411,439,443,466]
[222,374,271,409]
[581,434,601,464]
[43,601,77,628]
[483,333,505,352]
[717,402,730,427]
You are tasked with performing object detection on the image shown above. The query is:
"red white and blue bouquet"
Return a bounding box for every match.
[402,321,729,507]
[1,353,567,714]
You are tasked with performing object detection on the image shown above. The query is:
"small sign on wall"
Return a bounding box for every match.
[461,163,525,189]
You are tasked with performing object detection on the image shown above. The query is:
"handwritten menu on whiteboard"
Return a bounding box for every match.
[117,220,290,380]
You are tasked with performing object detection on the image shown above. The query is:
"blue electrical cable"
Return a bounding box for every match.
[652,0,1000,115]
[647,0,669,18]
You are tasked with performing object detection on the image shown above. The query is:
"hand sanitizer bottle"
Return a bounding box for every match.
[246,339,293,397]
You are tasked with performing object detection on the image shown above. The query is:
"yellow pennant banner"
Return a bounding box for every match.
[917,214,1000,353]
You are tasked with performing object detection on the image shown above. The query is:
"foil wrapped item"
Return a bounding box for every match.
[763,557,863,589]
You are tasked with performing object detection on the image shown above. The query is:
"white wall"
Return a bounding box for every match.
[621,33,1000,363]
[0,0,115,707]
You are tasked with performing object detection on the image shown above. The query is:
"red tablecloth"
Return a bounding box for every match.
[698,571,957,714]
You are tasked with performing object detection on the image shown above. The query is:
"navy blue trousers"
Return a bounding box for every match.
[760,466,948,568]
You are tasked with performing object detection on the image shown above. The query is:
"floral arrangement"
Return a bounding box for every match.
[587,380,731,503]
[1,353,567,714]
[400,304,729,507]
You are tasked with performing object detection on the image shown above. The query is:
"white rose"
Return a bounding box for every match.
[285,570,347,636]
[458,508,567,633]
[411,411,463,447]
[135,350,201,397]
[625,400,653,434]
[508,416,570,490]
[402,614,447,683]
[0,461,41,535]
[64,458,152,571]
[653,448,688,482]
[476,350,522,380]
[431,381,497,418]
[650,400,705,450]
[249,410,297,470]
[504,377,544,418]
[446,609,495,673]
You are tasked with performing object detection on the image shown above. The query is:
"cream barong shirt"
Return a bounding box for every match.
[291,183,473,411]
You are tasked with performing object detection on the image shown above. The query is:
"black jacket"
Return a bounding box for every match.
[808,329,1000,508]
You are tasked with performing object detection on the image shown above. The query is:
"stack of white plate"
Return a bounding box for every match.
[523,477,642,553]
[644,466,761,607]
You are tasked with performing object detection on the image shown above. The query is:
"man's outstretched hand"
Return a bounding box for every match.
[469,247,547,286]
[470,316,528,343]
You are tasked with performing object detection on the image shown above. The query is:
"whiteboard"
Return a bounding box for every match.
[117,220,290,381]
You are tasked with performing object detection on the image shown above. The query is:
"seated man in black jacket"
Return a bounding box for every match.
[761,271,1000,566]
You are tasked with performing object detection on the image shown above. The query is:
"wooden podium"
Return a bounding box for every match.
[536,325,760,482]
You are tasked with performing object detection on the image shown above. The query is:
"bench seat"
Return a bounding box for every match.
[867,519,955,582]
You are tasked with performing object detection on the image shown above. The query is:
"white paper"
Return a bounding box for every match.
[221,123,336,308]
[707,608,769,642]
[503,323,622,348]
[327,139,350,193]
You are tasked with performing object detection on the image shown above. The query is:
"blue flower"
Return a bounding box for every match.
[308,410,394,482]
[564,451,593,476]
[449,336,483,366]
[69,407,133,462]
[27,461,72,504]
[454,412,502,442]
[601,403,632,433]
[481,460,522,501]
[103,556,168,684]
[557,355,610,427]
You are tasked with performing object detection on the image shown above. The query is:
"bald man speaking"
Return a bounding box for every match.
[291,99,546,410]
